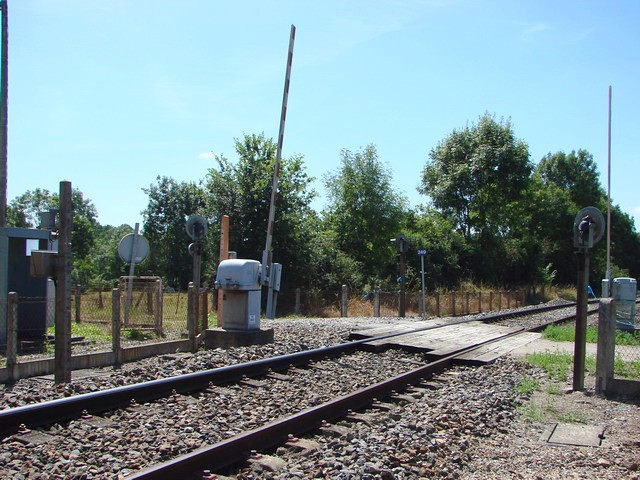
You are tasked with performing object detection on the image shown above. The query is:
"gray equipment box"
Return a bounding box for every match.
[215,259,261,330]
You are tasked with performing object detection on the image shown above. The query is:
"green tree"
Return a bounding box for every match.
[7,187,99,280]
[323,144,407,286]
[204,133,317,300]
[142,176,207,289]
[403,206,469,289]
[420,114,532,284]
[536,150,604,209]
[420,113,532,237]
[534,150,640,284]
[87,224,134,289]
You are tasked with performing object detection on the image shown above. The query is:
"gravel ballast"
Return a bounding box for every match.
[1,314,639,479]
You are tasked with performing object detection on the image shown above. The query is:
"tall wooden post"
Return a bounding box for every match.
[341,285,348,317]
[112,288,122,367]
[398,250,406,317]
[373,288,380,317]
[55,181,73,384]
[217,215,229,326]
[573,249,590,391]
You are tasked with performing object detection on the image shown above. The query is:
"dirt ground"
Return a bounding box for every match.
[460,338,640,480]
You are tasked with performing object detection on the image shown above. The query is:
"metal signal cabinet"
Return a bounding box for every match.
[611,277,637,331]
[0,227,52,345]
[214,259,262,331]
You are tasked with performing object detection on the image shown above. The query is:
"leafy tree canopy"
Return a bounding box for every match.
[323,144,407,285]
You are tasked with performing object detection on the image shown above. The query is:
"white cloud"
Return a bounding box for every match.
[520,22,551,41]
[199,151,217,159]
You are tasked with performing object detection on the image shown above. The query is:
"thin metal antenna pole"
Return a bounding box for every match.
[262,24,295,285]
[605,85,612,292]
[0,0,8,226]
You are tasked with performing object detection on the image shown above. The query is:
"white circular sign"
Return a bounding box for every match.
[118,234,150,264]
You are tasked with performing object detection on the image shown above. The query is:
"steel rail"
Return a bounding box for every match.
[126,327,530,479]
[0,301,586,437]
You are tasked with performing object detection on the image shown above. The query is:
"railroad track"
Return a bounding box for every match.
[0,301,601,478]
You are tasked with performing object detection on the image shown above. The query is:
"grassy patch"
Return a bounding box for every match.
[525,351,574,382]
[615,330,640,346]
[48,322,111,342]
[124,329,156,341]
[516,376,540,395]
[542,324,598,343]
[542,323,640,346]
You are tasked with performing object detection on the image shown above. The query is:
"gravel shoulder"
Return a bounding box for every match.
[1,314,639,479]
[461,338,640,480]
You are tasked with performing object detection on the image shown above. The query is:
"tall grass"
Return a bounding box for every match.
[542,323,640,346]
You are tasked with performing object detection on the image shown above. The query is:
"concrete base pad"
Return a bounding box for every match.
[541,423,604,447]
[204,327,274,349]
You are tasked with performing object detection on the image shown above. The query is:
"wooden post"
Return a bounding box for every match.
[295,288,301,315]
[373,288,380,317]
[154,279,163,336]
[399,250,406,318]
[573,249,590,391]
[74,284,81,323]
[498,291,502,311]
[489,292,493,311]
[451,292,456,316]
[55,181,73,384]
[465,292,470,314]
[340,284,348,317]
[217,215,229,326]
[478,292,482,313]
[436,292,440,317]
[187,283,197,352]
[595,298,616,394]
[6,291,17,382]
[201,287,209,332]
[112,288,122,367]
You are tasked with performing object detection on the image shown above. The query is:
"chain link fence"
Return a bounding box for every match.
[613,309,640,380]
[278,287,526,318]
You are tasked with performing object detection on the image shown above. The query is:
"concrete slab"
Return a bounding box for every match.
[204,327,274,349]
[509,338,599,358]
[543,423,604,447]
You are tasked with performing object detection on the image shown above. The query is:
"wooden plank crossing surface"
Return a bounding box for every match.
[350,320,541,364]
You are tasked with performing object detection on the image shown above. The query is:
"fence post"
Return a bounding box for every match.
[201,288,209,332]
[154,279,163,336]
[451,292,456,316]
[55,181,73,384]
[147,286,154,315]
[595,298,616,394]
[489,292,493,311]
[295,288,301,315]
[436,292,440,317]
[373,288,380,317]
[112,288,122,367]
[340,285,348,317]
[498,291,502,310]
[6,292,18,382]
[187,283,197,351]
[74,284,81,323]
[465,292,470,314]
[478,292,482,313]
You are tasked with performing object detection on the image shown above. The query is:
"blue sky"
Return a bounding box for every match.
[7,0,640,230]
